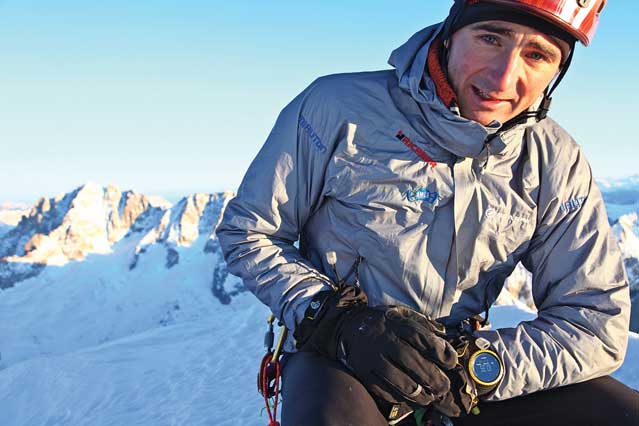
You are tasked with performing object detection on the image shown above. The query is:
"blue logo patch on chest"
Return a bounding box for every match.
[402,187,441,205]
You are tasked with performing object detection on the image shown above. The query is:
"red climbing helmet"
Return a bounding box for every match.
[455,0,606,45]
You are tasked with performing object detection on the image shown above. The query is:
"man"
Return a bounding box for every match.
[218,1,638,424]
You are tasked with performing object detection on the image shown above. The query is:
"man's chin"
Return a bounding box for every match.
[461,111,515,127]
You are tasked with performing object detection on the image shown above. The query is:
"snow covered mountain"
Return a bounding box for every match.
[0,183,234,290]
[612,213,639,332]
[598,175,639,222]
[0,183,242,368]
[1,182,158,288]
[0,182,638,426]
[0,183,273,426]
[0,202,28,239]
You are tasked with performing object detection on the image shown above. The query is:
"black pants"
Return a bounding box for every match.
[281,351,639,426]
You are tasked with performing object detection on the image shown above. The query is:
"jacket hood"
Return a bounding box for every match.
[388,23,537,160]
[389,23,444,105]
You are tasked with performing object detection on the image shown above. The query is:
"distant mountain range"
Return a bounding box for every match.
[598,175,639,192]
[597,175,639,221]
[0,182,239,303]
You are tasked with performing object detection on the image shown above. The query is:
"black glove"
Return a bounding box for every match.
[433,360,477,418]
[294,286,459,408]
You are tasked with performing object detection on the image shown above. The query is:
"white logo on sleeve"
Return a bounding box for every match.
[559,196,587,214]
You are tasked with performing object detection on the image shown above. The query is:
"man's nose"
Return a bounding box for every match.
[487,51,521,94]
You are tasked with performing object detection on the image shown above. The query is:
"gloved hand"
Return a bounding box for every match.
[294,286,459,408]
[379,338,489,422]
[433,360,478,418]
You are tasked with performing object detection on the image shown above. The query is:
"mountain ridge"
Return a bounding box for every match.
[0,183,236,293]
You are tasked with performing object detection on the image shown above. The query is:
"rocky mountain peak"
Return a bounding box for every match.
[614,213,639,258]
[0,183,168,288]
[0,184,239,300]
[131,191,235,270]
[136,192,233,249]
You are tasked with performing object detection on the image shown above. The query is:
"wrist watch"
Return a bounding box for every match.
[466,337,504,396]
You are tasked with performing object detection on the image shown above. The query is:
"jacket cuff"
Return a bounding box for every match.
[280,279,335,332]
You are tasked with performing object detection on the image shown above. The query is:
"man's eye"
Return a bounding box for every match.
[479,34,498,45]
[528,52,547,62]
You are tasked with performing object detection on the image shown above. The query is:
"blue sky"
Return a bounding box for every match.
[1,0,637,202]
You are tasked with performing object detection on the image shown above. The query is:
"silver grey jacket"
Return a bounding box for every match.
[217,24,630,400]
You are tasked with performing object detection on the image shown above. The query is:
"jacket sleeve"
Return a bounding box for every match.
[476,143,631,400]
[216,79,342,331]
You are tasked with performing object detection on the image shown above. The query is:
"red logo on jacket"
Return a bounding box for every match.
[395,130,437,168]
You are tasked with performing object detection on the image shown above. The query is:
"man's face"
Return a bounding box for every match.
[446,20,568,126]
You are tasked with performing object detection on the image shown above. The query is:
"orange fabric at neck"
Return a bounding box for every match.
[426,37,457,108]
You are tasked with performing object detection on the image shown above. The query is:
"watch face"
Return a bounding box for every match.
[470,351,502,385]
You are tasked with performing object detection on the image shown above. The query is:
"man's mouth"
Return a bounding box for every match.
[471,85,511,104]
[473,86,498,101]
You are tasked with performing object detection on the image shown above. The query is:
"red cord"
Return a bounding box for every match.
[261,353,281,426]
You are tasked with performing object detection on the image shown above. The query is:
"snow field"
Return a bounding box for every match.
[1,302,636,426]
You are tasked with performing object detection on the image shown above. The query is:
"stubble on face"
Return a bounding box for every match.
[445,20,567,126]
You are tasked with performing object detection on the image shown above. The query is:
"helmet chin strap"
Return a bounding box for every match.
[534,45,575,121]
[492,43,576,133]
